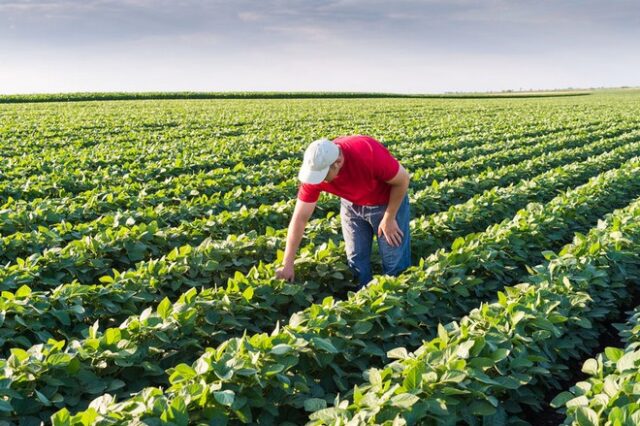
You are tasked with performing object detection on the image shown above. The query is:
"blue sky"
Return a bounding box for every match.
[1,0,638,93]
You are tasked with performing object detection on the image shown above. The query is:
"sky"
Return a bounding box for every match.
[0,0,639,94]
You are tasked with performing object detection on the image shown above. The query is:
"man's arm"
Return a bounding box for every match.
[378,164,410,247]
[275,198,317,282]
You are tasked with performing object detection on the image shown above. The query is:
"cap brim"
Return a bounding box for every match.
[298,166,330,184]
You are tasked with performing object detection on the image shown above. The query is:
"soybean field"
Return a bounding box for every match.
[1,90,640,425]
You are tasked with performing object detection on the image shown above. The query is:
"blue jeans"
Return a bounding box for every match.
[340,194,411,288]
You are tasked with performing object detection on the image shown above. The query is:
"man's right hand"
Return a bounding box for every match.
[276,264,295,282]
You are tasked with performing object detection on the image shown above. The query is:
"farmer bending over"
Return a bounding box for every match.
[276,135,411,289]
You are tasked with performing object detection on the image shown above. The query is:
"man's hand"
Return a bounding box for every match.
[378,215,404,247]
[276,264,295,282]
[277,199,315,284]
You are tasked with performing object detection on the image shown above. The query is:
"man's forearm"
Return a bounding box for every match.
[384,182,409,219]
[283,219,306,266]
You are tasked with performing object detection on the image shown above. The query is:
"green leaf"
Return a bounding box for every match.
[470,400,496,416]
[270,344,293,355]
[616,351,640,372]
[491,348,510,362]
[368,368,382,386]
[451,237,465,251]
[289,312,305,328]
[10,348,28,362]
[550,391,575,408]
[52,310,71,326]
[483,406,507,426]
[438,323,448,344]
[387,347,409,360]
[214,390,235,407]
[242,286,254,301]
[311,337,338,353]
[99,275,115,284]
[353,321,373,335]
[104,328,121,346]
[304,398,327,412]
[171,364,197,381]
[391,393,419,409]
[157,297,171,320]
[15,285,32,298]
[402,364,425,391]
[604,347,624,362]
[575,317,592,329]
[566,396,589,408]
[575,406,599,426]
[50,408,70,424]
[456,340,475,359]
[581,358,598,375]
[35,389,51,406]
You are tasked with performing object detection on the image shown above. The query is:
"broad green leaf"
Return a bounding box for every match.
[214,390,235,407]
[616,351,640,372]
[581,358,598,375]
[402,364,425,391]
[438,323,448,344]
[491,348,510,362]
[304,398,327,412]
[354,321,373,335]
[550,391,575,408]
[604,347,624,362]
[311,337,338,353]
[469,400,496,416]
[391,393,419,409]
[270,344,293,355]
[387,347,409,360]
[566,396,590,408]
[575,406,599,426]
[157,297,171,320]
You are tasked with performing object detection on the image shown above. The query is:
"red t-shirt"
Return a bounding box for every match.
[297,135,400,206]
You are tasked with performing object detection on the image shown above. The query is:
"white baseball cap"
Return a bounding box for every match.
[298,138,340,184]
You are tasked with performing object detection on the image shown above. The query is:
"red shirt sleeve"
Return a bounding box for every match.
[371,140,400,181]
[297,183,322,203]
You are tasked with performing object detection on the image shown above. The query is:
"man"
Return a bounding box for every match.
[275,135,411,288]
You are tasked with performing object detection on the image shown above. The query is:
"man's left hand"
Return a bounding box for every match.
[378,216,404,247]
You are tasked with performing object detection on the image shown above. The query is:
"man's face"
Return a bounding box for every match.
[324,153,344,182]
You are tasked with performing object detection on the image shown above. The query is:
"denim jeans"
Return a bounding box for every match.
[340,194,411,288]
